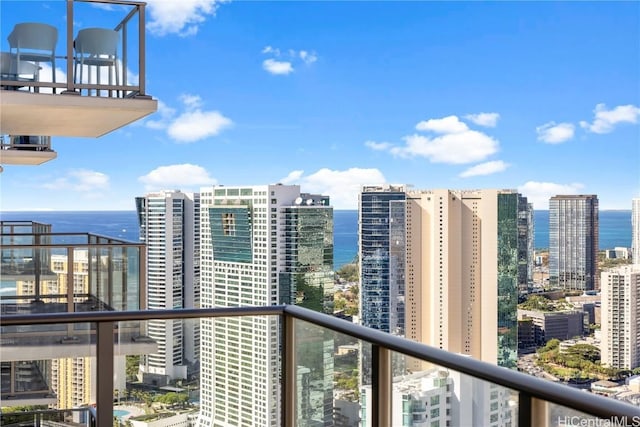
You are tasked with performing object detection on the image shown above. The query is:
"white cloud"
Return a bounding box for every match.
[262,59,294,75]
[299,50,318,64]
[366,115,499,164]
[280,170,304,184]
[464,112,500,127]
[415,115,468,134]
[179,94,203,110]
[139,164,216,191]
[280,168,386,209]
[167,110,233,143]
[261,46,317,74]
[146,0,225,36]
[459,160,509,178]
[579,103,640,134]
[518,181,585,210]
[536,121,575,144]
[392,131,498,164]
[364,141,393,151]
[145,95,232,142]
[42,169,110,193]
[262,45,280,55]
[145,100,176,130]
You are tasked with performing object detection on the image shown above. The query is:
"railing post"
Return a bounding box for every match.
[532,397,549,427]
[519,391,532,427]
[64,0,76,94]
[96,321,114,427]
[371,344,391,427]
[282,313,296,427]
[138,3,146,96]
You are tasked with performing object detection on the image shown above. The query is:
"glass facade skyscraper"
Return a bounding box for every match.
[496,192,527,369]
[549,195,599,291]
[359,185,407,334]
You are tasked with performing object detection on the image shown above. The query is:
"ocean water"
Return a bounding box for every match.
[533,210,631,250]
[0,210,359,270]
[0,210,630,268]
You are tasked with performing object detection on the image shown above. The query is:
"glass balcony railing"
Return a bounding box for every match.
[0,0,148,99]
[0,221,153,409]
[1,306,638,427]
[1,221,146,313]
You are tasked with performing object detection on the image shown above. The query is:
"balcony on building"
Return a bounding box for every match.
[0,221,155,407]
[0,135,57,165]
[1,304,638,427]
[0,0,157,146]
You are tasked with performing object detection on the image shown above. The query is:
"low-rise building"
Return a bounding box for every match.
[517,310,586,345]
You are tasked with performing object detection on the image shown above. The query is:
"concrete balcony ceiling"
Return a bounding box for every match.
[0,91,158,137]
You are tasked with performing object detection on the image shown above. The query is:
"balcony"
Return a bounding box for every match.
[0,0,157,139]
[0,221,155,407]
[0,135,57,165]
[1,305,638,426]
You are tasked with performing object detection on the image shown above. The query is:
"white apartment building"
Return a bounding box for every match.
[601,265,640,370]
[363,367,513,427]
[197,184,333,427]
[136,190,201,383]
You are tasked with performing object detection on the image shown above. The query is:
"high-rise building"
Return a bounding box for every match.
[198,184,333,427]
[358,188,529,426]
[359,185,407,337]
[519,197,535,294]
[135,190,201,383]
[549,195,599,292]
[404,189,526,369]
[358,185,407,387]
[632,198,640,265]
[601,265,640,370]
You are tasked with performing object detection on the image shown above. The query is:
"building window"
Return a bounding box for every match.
[223,213,236,236]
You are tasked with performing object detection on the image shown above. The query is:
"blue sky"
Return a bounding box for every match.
[1,0,639,210]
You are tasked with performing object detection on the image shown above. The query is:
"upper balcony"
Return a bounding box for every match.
[0,0,157,139]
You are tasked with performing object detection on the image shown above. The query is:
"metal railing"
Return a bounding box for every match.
[0,136,53,152]
[0,0,148,98]
[2,305,638,427]
[0,225,147,312]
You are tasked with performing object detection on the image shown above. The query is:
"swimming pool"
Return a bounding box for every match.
[113,409,130,418]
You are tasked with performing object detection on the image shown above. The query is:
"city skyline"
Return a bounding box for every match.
[1,1,639,211]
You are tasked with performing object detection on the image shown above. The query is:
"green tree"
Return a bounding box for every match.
[519,295,554,311]
[337,263,359,282]
[126,355,140,380]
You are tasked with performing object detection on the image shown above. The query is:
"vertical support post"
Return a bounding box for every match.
[107,245,113,307]
[282,314,296,427]
[531,397,549,427]
[67,247,75,337]
[34,233,41,301]
[67,247,74,312]
[371,345,391,427]
[122,24,128,90]
[96,321,114,427]
[518,391,532,427]
[138,4,146,95]
[66,0,74,93]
